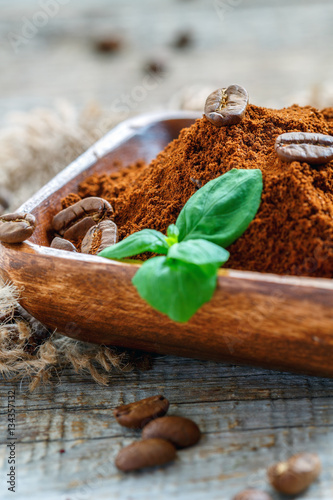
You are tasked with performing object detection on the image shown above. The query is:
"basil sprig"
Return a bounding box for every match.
[99,169,263,322]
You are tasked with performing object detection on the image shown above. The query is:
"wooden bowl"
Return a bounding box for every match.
[1,111,333,377]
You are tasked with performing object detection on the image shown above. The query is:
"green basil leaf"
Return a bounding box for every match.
[167,239,230,268]
[165,224,179,247]
[176,169,263,247]
[98,229,169,260]
[132,256,218,323]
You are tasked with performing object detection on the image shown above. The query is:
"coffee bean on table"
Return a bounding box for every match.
[204,84,249,127]
[0,212,36,244]
[115,438,176,472]
[172,31,193,49]
[50,237,77,252]
[267,452,321,495]
[81,220,118,254]
[114,395,169,429]
[232,490,273,500]
[95,36,122,53]
[142,415,201,449]
[52,197,113,243]
[275,132,333,164]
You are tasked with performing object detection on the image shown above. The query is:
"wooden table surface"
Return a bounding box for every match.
[0,358,333,500]
[1,1,333,498]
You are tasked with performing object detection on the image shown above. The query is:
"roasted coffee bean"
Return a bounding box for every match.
[114,395,169,429]
[52,197,113,236]
[233,490,273,500]
[144,59,165,76]
[115,438,176,472]
[95,36,122,53]
[172,31,193,49]
[50,237,77,252]
[0,212,36,244]
[267,452,321,495]
[142,415,201,449]
[204,84,249,127]
[63,217,96,243]
[275,132,333,164]
[81,220,118,254]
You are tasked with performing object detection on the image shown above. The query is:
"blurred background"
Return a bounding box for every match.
[1,0,333,120]
[0,0,333,209]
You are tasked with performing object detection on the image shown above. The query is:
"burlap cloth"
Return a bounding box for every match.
[0,88,214,391]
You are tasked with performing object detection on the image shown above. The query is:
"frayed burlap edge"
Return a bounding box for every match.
[0,279,152,392]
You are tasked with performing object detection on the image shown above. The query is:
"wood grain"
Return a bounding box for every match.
[1,357,333,500]
[1,113,333,378]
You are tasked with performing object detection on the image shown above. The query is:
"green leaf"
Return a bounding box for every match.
[165,224,179,247]
[176,169,263,248]
[132,256,218,323]
[98,229,169,260]
[167,239,230,268]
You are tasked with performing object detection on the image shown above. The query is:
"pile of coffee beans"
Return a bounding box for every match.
[51,196,118,253]
[113,395,201,472]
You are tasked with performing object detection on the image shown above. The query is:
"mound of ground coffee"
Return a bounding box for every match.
[62,104,333,278]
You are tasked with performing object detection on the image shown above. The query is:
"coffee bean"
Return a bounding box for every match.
[204,84,249,127]
[114,395,169,429]
[141,415,201,449]
[0,212,36,244]
[63,217,96,243]
[50,237,77,252]
[233,490,273,500]
[52,197,113,243]
[144,59,166,76]
[275,132,333,164]
[172,31,193,49]
[267,452,321,495]
[95,36,122,53]
[81,220,118,254]
[115,438,176,472]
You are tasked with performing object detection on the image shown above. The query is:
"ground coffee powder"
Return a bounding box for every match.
[62,104,333,278]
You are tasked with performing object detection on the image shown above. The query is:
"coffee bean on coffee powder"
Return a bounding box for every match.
[204,84,249,126]
[61,104,333,278]
[275,132,333,164]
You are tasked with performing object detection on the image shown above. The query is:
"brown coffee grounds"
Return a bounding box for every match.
[90,229,102,255]
[62,104,333,278]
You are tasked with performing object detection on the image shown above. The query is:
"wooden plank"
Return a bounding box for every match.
[1,357,333,499]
